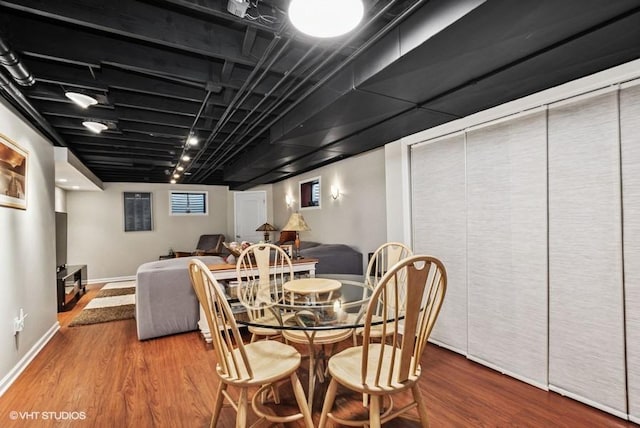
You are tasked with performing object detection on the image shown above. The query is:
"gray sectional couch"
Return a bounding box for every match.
[136,255,224,340]
[295,241,363,276]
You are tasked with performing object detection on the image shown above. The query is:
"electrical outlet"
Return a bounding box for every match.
[13,308,28,335]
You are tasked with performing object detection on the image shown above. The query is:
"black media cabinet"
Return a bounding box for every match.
[56,265,87,312]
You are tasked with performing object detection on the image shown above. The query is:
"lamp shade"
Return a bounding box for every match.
[282,213,310,232]
[255,222,277,232]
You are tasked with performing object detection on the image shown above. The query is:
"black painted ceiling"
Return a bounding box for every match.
[1,0,639,190]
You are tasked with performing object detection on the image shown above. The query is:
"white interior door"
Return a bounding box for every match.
[234,191,267,243]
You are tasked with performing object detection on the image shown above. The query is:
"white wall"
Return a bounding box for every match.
[54,186,66,212]
[270,149,387,269]
[66,182,229,281]
[0,98,58,395]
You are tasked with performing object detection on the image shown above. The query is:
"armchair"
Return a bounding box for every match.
[174,234,225,258]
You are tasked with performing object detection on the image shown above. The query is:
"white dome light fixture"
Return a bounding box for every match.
[82,121,108,133]
[187,135,199,146]
[65,91,98,108]
[289,0,364,38]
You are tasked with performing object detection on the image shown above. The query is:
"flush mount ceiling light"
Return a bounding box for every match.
[182,155,191,162]
[82,121,108,133]
[170,179,177,184]
[173,173,180,179]
[65,91,98,108]
[177,166,184,171]
[288,0,364,38]
[187,135,199,146]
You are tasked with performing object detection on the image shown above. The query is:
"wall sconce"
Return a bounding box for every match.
[330,185,340,200]
[285,194,294,207]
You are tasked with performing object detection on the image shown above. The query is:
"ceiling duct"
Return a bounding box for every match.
[0,36,35,86]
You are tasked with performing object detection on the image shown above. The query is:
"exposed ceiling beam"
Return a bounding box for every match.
[242,27,258,57]
[0,0,305,74]
[221,60,234,83]
[158,0,281,33]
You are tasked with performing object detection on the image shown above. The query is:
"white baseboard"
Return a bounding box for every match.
[428,338,467,356]
[467,354,548,391]
[0,321,60,397]
[548,384,629,420]
[87,275,136,285]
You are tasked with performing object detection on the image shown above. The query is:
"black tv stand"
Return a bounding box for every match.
[56,265,87,312]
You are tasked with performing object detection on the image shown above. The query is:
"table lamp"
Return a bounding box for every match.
[255,222,277,242]
[282,212,311,259]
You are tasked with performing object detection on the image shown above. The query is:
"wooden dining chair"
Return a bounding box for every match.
[236,243,293,342]
[354,242,413,346]
[188,259,313,428]
[319,255,447,428]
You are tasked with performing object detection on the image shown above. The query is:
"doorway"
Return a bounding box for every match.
[233,191,267,243]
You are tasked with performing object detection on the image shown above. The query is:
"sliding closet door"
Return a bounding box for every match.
[411,135,467,353]
[548,90,626,416]
[466,111,548,388]
[622,81,640,423]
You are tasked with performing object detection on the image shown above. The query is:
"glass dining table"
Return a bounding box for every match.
[233,278,375,407]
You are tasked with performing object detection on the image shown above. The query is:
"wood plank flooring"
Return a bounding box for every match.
[0,283,637,427]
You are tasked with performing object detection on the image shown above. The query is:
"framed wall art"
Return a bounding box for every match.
[123,192,153,231]
[0,133,28,210]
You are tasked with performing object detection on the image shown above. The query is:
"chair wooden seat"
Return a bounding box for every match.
[328,344,420,393]
[219,340,301,385]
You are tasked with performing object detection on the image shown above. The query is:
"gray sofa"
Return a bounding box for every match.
[136,255,224,340]
[295,241,363,275]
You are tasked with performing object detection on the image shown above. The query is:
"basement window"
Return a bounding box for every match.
[170,191,208,215]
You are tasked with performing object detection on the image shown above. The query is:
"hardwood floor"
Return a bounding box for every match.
[0,283,637,427]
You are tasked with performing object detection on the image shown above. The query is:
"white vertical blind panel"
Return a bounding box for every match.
[622,83,640,422]
[548,92,626,414]
[466,112,548,387]
[411,135,467,353]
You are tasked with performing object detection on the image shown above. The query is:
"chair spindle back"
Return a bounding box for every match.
[188,259,253,380]
[361,255,447,386]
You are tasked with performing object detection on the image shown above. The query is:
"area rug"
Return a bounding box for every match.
[69,280,136,327]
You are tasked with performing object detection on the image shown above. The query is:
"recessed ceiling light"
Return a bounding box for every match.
[182,155,191,162]
[65,91,98,108]
[173,173,180,179]
[82,121,108,133]
[170,179,177,184]
[72,185,80,190]
[187,135,199,146]
[56,178,68,183]
[289,0,364,38]
[177,166,184,171]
